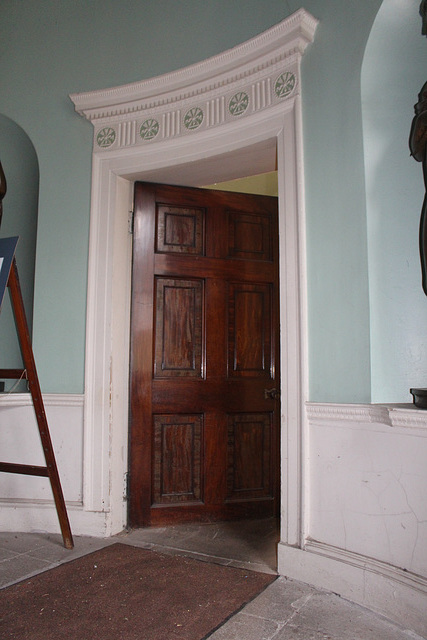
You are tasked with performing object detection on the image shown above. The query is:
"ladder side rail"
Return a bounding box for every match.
[5,260,74,549]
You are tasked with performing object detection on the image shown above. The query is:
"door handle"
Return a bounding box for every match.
[264,387,280,400]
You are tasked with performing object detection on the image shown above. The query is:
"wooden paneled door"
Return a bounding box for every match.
[129,182,280,527]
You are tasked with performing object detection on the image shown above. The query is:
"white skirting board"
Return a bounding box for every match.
[0,501,111,538]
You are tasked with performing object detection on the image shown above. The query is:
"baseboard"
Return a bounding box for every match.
[278,540,427,638]
[0,500,112,538]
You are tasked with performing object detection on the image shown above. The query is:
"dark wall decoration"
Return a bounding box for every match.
[409,3,427,294]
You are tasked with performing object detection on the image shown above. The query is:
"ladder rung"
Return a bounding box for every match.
[0,462,49,477]
[0,368,27,379]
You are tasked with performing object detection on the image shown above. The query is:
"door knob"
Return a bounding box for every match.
[264,387,280,400]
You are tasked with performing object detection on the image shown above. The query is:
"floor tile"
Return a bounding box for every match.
[123,518,279,573]
[0,532,54,553]
[278,593,422,640]
[27,536,109,563]
[208,611,281,640]
[240,576,317,623]
[0,547,17,561]
[0,553,52,589]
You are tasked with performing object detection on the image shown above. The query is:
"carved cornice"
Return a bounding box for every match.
[69,9,317,152]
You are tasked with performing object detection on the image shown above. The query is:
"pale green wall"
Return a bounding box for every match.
[301,1,381,401]
[2,0,423,402]
[362,0,427,403]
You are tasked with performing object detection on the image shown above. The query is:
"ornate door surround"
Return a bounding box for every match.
[70,9,318,538]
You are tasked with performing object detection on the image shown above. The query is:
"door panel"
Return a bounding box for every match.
[228,282,272,376]
[153,414,203,505]
[156,205,205,255]
[154,277,203,378]
[129,182,280,526]
[226,412,272,500]
[227,210,272,260]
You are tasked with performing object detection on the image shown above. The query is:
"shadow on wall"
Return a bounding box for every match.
[0,115,39,390]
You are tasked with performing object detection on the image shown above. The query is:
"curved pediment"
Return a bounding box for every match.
[70,8,317,152]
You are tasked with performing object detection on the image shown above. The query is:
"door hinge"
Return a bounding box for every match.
[128,210,134,235]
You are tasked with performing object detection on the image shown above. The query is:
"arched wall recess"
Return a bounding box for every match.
[70,8,318,540]
[0,115,39,387]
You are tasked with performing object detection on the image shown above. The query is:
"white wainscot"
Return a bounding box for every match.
[308,403,427,575]
[0,394,106,536]
[278,403,427,638]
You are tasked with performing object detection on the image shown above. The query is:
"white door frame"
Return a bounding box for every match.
[70,9,317,540]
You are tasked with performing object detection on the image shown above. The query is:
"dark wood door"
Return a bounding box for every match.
[129,182,280,527]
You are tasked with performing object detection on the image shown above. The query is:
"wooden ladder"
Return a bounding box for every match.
[0,259,73,549]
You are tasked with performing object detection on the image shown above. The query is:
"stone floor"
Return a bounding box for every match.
[0,519,424,639]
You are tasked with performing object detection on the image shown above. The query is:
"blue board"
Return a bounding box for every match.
[0,236,19,309]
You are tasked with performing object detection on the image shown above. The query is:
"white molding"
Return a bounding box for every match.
[307,401,390,424]
[278,541,427,638]
[0,393,84,408]
[306,401,427,434]
[70,9,318,120]
[388,404,427,430]
[70,11,318,155]
[305,539,427,594]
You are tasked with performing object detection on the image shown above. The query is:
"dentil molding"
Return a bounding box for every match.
[69,9,318,151]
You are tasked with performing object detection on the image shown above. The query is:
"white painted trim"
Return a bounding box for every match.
[70,9,318,119]
[81,106,309,537]
[278,541,427,638]
[305,539,427,593]
[70,11,318,159]
[276,97,306,547]
[0,393,83,408]
[307,401,427,434]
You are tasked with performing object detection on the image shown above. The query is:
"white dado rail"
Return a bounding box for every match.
[307,400,427,429]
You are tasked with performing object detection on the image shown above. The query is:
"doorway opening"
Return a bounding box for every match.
[128,177,280,544]
[70,8,316,547]
[80,111,306,549]
[127,164,281,565]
